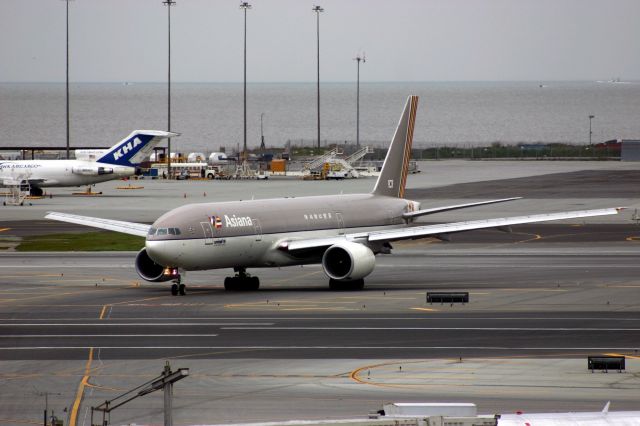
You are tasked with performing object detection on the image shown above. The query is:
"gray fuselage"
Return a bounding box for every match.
[145,193,419,271]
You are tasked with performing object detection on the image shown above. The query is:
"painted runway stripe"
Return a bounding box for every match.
[0,322,273,326]
[0,334,218,337]
[221,327,640,331]
[0,317,638,322]
[0,346,637,350]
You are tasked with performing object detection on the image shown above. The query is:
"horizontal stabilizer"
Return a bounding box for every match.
[45,212,150,237]
[402,197,522,219]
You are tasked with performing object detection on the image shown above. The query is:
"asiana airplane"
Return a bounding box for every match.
[46,96,622,296]
[0,130,176,196]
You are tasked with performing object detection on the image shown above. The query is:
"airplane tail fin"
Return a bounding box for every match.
[371,95,418,198]
[97,130,179,166]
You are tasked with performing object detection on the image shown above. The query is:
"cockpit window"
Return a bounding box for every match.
[168,228,176,235]
[148,228,157,236]
[157,228,168,236]
[173,228,181,235]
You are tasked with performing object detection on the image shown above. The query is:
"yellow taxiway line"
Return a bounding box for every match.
[69,347,94,426]
[70,304,107,426]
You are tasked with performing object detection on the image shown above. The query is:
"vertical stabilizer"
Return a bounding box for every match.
[97,130,179,167]
[372,95,418,198]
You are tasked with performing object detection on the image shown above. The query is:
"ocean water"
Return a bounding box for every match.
[1,81,639,153]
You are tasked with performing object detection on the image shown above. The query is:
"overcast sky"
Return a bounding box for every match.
[1,0,639,82]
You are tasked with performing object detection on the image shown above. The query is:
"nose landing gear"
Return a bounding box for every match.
[170,272,186,296]
[224,267,260,291]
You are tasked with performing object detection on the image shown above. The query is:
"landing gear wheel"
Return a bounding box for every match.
[351,279,365,290]
[223,271,260,291]
[329,278,365,291]
[178,283,186,296]
[30,186,43,197]
[171,283,178,296]
[249,276,260,291]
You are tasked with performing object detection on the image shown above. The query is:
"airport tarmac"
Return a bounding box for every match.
[0,160,639,425]
[1,243,640,425]
[0,160,638,224]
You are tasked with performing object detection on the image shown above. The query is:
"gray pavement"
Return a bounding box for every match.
[0,244,639,424]
[1,160,639,425]
[0,160,638,223]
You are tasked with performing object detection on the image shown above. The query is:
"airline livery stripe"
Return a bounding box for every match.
[399,96,418,198]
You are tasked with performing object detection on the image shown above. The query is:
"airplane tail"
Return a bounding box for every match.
[371,95,418,198]
[96,130,179,166]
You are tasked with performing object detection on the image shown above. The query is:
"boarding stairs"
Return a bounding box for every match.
[2,172,30,206]
[344,146,374,165]
[303,148,342,171]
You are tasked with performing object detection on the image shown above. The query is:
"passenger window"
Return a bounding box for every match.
[148,228,157,236]
[157,228,167,235]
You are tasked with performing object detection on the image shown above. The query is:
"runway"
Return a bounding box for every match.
[1,245,640,425]
[1,245,639,361]
[1,161,640,424]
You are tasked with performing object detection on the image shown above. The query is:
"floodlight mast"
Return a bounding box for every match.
[313,5,324,149]
[240,2,252,162]
[61,0,74,159]
[354,52,366,148]
[163,0,176,179]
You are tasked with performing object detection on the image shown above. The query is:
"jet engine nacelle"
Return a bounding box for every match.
[72,166,114,176]
[135,248,173,282]
[322,241,375,281]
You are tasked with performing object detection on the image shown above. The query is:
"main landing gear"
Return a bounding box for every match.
[329,278,365,291]
[170,274,186,296]
[224,267,260,291]
[29,186,44,197]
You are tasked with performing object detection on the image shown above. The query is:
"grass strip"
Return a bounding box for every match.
[17,231,145,251]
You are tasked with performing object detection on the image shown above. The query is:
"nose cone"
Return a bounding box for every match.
[145,240,173,266]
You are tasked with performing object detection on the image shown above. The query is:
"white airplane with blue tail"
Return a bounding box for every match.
[0,130,177,196]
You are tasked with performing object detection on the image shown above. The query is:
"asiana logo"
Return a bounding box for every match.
[224,214,253,227]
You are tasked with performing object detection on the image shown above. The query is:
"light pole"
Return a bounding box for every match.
[588,114,595,145]
[353,53,365,148]
[163,0,176,179]
[62,0,73,159]
[240,2,251,162]
[313,5,323,149]
[260,112,265,149]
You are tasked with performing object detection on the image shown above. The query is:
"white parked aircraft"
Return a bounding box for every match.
[46,96,622,295]
[498,402,640,425]
[1,130,177,196]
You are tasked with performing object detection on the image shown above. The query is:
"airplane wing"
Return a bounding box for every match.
[45,212,150,237]
[401,197,522,219]
[285,207,623,251]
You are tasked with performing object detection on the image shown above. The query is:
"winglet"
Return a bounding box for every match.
[97,130,179,167]
[602,401,610,414]
[372,96,419,198]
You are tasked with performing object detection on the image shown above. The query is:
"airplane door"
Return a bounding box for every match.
[336,212,345,235]
[253,219,262,241]
[200,222,214,245]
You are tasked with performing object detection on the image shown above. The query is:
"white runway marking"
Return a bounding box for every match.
[0,334,218,337]
[0,346,637,351]
[222,327,640,331]
[0,322,272,326]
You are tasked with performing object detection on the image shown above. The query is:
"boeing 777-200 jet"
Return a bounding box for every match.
[1,130,177,196]
[46,96,622,295]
